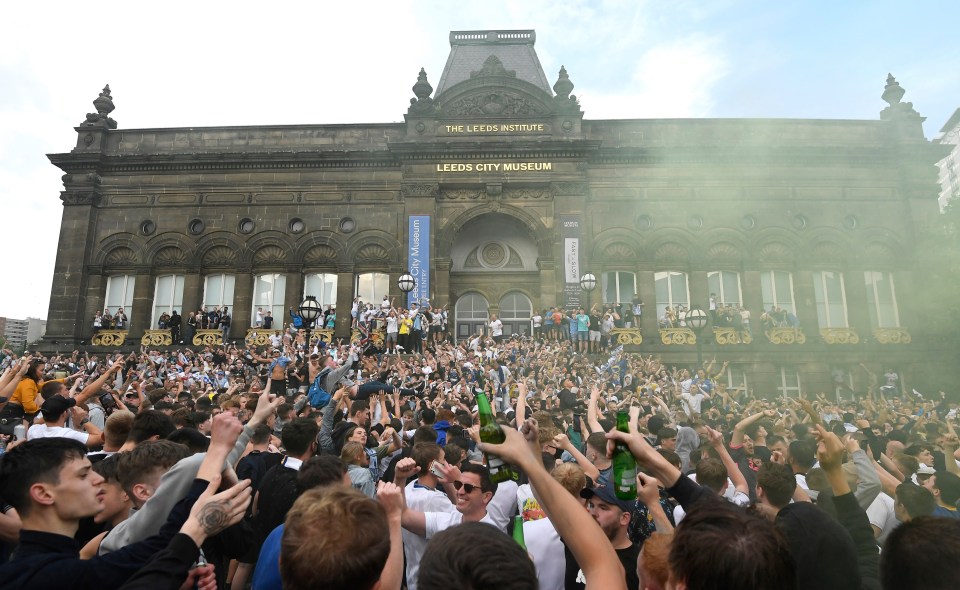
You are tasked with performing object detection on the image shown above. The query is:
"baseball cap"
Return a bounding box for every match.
[41,396,77,421]
[580,483,635,513]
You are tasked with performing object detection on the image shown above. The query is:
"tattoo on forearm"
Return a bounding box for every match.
[196,501,231,535]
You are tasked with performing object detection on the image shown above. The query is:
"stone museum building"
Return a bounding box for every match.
[43,29,948,395]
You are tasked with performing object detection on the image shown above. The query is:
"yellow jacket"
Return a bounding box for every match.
[11,377,64,414]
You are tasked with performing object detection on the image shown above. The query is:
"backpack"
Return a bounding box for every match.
[0,403,25,436]
[307,368,332,408]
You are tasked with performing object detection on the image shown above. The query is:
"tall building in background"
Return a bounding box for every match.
[0,317,46,350]
[935,107,960,210]
[41,30,949,394]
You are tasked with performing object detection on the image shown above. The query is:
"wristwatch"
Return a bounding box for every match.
[79,418,90,427]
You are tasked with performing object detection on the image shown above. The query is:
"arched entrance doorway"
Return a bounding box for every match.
[499,292,532,337]
[455,292,489,341]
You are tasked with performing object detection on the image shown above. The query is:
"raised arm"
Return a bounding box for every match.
[731,410,775,447]
[705,426,749,496]
[75,357,125,404]
[587,385,603,434]
[553,433,600,483]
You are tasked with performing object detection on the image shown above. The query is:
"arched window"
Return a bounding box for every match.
[305,273,338,309]
[499,292,533,336]
[152,275,185,327]
[455,293,489,341]
[760,271,796,314]
[707,271,742,306]
[864,271,900,328]
[812,271,848,328]
[602,272,636,304]
[654,271,690,321]
[203,274,235,310]
[355,273,388,304]
[104,275,135,314]
[252,274,287,325]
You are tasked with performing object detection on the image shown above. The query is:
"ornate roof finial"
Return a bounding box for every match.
[81,84,117,129]
[882,73,905,106]
[413,68,433,101]
[553,65,574,99]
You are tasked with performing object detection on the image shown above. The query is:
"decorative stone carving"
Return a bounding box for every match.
[352,328,385,347]
[660,328,696,345]
[444,91,546,117]
[253,245,287,266]
[141,330,173,347]
[481,242,507,266]
[304,244,338,265]
[707,242,740,260]
[80,85,118,129]
[104,247,138,267]
[610,327,643,345]
[820,328,860,344]
[812,241,844,262]
[193,330,223,346]
[766,328,807,344]
[92,330,127,347]
[408,68,437,115]
[603,242,636,262]
[60,192,101,206]
[553,65,574,98]
[713,327,752,345]
[654,242,688,261]
[245,329,271,347]
[154,246,188,268]
[470,55,517,79]
[401,183,440,198]
[439,189,483,200]
[864,242,896,260]
[873,327,911,344]
[552,66,581,114]
[356,244,390,262]
[880,74,923,121]
[503,188,551,200]
[203,245,237,267]
[758,242,793,262]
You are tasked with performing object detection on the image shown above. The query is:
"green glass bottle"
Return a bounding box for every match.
[476,392,518,483]
[612,411,638,500]
[512,515,527,550]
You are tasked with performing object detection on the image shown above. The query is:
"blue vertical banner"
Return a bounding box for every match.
[407,215,431,307]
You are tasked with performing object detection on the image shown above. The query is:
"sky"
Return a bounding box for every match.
[1,0,958,320]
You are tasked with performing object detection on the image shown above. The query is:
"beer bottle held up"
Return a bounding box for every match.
[512,515,527,550]
[476,391,518,483]
[613,411,638,500]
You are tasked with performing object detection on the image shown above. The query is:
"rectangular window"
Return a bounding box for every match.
[304,273,338,309]
[252,274,287,325]
[864,271,900,328]
[778,367,802,399]
[356,272,389,303]
[812,271,848,328]
[152,275,185,327]
[104,275,135,316]
[760,271,796,314]
[203,274,236,311]
[707,271,742,306]
[724,366,748,392]
[654,271,690,322]
[602,271,636,304]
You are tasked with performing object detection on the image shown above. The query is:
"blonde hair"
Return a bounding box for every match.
[340,441,366,466]
[551,462,586,497]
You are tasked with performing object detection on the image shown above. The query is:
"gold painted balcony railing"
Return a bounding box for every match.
[610,328,643,345]
[352,328,386,347]
[659,328,696,345]
[765,327,807,344]
[820,328,860,345]
[712,327,753,345]
[141,329,173,347]
[91,330,128,346]
[245,329,272,347]
[873,327,912,344]
[192,329,223,347]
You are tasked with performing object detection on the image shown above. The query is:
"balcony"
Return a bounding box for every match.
[91,330,128,347]
[873,327,912,344]
[713,327,753,345]
[820,328,861,345]
[659,328,696,345]
[765,327,807,345]
[245,329,271,347]
[141,330,172,347]
[610,327,643,346]
[192,329,223,347]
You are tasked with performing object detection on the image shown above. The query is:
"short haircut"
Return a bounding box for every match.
[92,453,121,483]
[103,410,135,448]
[658,448,682,470]
[418,522,537,590]
[413,426,438,445]
[0,438,88,516]
[166,428,210,454]
[40,381,66,399]
[129,410,176,443]
[766,434,786,447]
[349,400,369,416]
[586,432,608,455]
[696,458,728,494]
[757,462,797,508]
[443,444,465,466]
[669,499,796,590]
[412,443,443,475]
[460,462,497,495]
[551,462,586,497]
[297,456,347,492]
[881,516,960,590]
[934,471,960,506]
[281,487,390,590]
[893,453,920,477]
[281,418,319,457]
[896,482,936,519]
[658,427,678,440]
[639,532,673,590]
[250,423,272,445]
[116,440,191,497]
[788,440,816,470]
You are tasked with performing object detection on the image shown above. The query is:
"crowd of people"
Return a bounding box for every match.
[0,329,957,590]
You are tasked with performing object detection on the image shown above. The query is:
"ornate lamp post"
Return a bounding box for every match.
[579,272,598,293]
[685,305,709,368]
[298,295,322,357]
[398,272,416,297]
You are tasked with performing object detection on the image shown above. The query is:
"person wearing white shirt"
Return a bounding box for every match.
[489,314,504,343]
[866,492,899,545]
[394,445,458,590]
[28,396,102,448]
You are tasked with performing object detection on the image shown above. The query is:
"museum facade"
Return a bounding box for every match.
[44,30,948,395]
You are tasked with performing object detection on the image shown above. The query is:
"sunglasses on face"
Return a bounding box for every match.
[125,393,138,399]
[452,480,480,494]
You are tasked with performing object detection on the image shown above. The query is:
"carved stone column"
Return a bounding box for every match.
[232,271,254,330]
[130,270,154,340]
[335,268,356,340]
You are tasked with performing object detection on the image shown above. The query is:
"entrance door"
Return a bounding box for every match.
[455,293,490,342]
[499,292,532,338]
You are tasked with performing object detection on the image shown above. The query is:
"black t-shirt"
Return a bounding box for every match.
[255,463,300,542]
[558,388,577,411]
[564,541,640,590]
[263,315,274,329]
